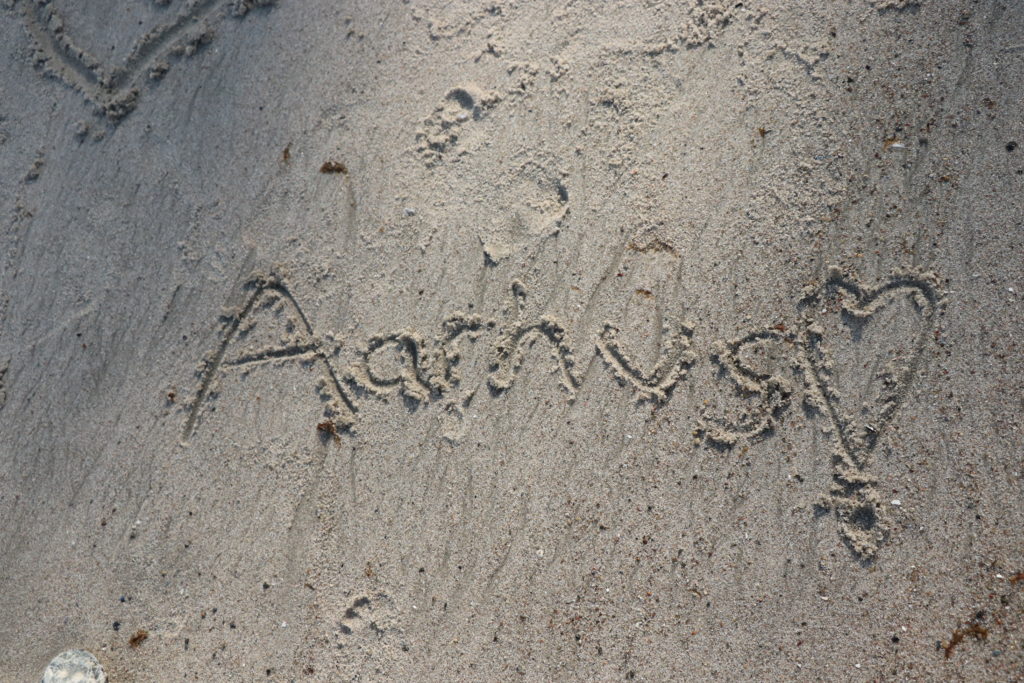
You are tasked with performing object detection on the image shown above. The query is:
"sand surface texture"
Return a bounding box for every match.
[1,0,1023,680]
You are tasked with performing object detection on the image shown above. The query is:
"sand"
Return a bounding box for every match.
[1,0,1023,679]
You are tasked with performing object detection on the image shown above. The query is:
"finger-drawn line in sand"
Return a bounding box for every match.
[19,0,274,121]
[183,267,948,561]
[348,314,487,403]
[488,281,580,397]
[798,267,942,559]
[222,341,321,367]
[697,327,795,446]
[350,331,435,402]
[430,314,490,392]
[596,317,695,402]
[182,274,356,441]
[0,358,8,410]
[488,316,579,395]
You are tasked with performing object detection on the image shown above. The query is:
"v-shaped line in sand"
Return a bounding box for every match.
[19,0,271,120]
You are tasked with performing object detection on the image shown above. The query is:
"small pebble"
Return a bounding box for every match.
[41,650,106,683]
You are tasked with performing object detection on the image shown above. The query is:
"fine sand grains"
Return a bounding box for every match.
[2,1,1023,680]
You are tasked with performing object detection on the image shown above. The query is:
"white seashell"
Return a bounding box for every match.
[41,650,106,683]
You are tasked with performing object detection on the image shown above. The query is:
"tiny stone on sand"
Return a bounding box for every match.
[41,650,106,683]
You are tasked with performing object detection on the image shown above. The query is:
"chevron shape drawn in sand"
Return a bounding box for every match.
[19,0,273,120]
[596,317,696,402]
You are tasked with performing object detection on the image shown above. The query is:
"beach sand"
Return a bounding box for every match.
[2,0,1023,679]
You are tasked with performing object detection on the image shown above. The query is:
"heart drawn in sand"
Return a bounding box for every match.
[18,0,272,120]
[801,268,940,461]
[799,267,942,557]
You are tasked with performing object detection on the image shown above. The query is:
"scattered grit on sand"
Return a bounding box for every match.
[1,0,1023,680]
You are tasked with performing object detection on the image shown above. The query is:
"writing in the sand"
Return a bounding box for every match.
[183,268,942,558]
